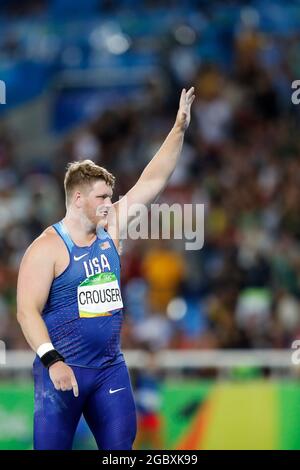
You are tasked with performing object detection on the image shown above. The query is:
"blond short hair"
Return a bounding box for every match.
[64,160,115,205]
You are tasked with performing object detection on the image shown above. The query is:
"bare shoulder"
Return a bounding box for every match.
[22,226,66,262]
[19,226,69,279]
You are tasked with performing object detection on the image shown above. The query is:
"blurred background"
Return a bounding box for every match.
[1,0,300,450]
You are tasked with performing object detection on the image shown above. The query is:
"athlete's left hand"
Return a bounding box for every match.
[175,86,195,132]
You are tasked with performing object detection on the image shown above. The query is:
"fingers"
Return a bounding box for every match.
[53,379,72,392]
[180,86,195,106]
[52,373,79,397]
[53,381,61,391]
[186,87,195,105]
[179,88,186,106]
[71,375,79,398]
[186,86,194,98]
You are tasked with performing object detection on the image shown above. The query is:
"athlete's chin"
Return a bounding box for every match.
[96,216,108,228]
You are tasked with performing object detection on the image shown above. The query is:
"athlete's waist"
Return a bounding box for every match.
[42,306,123,318]
[33,350,125,370]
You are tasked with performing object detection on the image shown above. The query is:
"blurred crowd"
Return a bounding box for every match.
[1,0,300,352]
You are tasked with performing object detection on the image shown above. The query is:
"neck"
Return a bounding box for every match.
[63,207,96,246]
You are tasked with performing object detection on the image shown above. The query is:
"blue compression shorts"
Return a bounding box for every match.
[33,360,137,450]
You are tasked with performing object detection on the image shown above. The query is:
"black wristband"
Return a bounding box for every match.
[40,349,65,369]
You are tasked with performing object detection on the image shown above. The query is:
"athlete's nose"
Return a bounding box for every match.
[105,197,113,208]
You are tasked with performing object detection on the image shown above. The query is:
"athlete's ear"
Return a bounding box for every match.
[73,190,83,208]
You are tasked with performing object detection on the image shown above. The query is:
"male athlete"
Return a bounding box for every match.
[17,87,195,450]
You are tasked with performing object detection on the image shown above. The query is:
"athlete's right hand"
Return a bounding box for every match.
[49,361,79,397]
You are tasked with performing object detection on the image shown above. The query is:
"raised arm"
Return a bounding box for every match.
[110,87,195,237]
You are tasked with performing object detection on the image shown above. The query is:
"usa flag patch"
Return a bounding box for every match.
[100,241,111,250]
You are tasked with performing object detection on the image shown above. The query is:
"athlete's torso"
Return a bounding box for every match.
[34,221,125,369]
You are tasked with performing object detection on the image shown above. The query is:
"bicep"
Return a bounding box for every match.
[17,242,55,314]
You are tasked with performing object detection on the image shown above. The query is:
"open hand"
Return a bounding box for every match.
[175,86,195,132]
